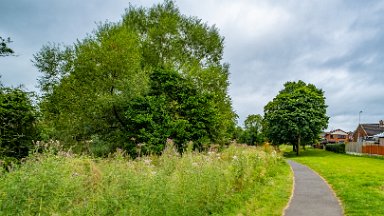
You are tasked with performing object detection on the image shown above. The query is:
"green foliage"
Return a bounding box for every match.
[0,144,291,215]
[325,143,345,154]
[289,148,384,216]
[33,1,236,155]
[264,80,329,154]
[0,36,14,57]
[124,69,221,154]
[0,86,37,159]
[238,114,264,145]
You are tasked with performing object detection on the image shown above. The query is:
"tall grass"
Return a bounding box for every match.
[0,142,292,215]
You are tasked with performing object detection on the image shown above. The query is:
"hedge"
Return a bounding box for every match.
[325,143,346,154]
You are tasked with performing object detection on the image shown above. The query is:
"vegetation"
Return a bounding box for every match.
[236,114,265,145]
[0,36,14,57]
[122,69,222,155]
[0,143,292,216]
[0,84,37,162]
[325,143,346,154]
[287,148,384,216]
[33,1,236,155]
[264,80,328,155]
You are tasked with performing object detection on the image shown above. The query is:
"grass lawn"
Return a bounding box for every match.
[286,147,384,216]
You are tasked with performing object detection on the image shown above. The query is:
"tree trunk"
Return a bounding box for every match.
[296,136,301,156]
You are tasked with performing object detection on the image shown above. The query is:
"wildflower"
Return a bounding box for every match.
[271,150,277,158]
[232,155,238,160]
[144,159,152,165]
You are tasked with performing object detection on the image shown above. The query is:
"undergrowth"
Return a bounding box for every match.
[0,141,291,215]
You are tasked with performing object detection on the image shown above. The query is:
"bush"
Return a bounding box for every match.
[0,86,37,159]
[325,143,345,154]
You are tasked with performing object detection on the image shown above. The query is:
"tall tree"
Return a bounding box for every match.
[33,1,235,155]
[240,114,264,145]
[0,36,14,57]
[263,80,328,155]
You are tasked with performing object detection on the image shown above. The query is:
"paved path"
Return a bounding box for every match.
[284,160,343,216]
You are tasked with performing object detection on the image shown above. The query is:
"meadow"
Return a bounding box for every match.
[287,148,384,216]
[0,142,292,215]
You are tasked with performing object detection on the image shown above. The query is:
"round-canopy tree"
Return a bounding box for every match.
[33,1,236,155]
[263,80,328,155]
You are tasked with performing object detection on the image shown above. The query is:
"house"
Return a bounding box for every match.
[373,132,384,146]
[353,120,384,142]
[323,129,349,144]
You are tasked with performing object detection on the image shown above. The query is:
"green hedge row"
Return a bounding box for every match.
[325,143,345,154]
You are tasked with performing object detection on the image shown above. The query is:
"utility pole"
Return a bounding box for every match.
[358,110,363,143]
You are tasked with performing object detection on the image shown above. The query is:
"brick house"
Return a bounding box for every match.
[353,120,384,142]
[323,129,349,144]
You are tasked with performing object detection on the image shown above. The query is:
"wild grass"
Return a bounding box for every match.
[0,142,292,215]
[286,147,384,216]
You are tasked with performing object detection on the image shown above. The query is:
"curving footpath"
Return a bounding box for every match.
[284,160,343,216]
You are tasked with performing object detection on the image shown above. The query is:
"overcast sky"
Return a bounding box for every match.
[1,0,383,131]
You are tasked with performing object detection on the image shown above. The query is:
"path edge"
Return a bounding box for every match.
[282,160,295,216]
[303,162,345,216]
[285,159,345,216]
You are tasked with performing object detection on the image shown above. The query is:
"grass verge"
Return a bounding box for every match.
[286,147,384,216]
[0,144,292,215]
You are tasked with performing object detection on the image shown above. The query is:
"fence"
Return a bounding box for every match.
[345,142,363,154]
[362,145,384,155]
[346,142,384,156]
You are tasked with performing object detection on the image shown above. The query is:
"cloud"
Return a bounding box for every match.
[1,0,383,132]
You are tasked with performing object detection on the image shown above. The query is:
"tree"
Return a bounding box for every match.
[263,80,328,155]
[0,84,37,159]
[0,36,14,57]
[238,114,264,145]
[120,69,221,155]
[33,1,235,155]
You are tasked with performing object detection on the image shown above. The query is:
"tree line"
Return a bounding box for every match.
[0,1,328,162]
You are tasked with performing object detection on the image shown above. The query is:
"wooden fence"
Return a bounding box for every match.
[345,142,363,154]
[346,142,384,156]
[362,145,384,155]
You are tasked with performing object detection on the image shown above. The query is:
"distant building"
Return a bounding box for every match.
[323,129,349,144]
[353,120,384,142]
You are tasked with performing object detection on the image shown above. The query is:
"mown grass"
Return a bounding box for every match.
[286,147,384,216]
[0,143,292,215]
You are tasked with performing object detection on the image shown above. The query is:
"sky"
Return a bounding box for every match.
[1,0,383,132]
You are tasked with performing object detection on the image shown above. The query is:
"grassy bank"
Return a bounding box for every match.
[0,144,292,215]
[287,148,384,216]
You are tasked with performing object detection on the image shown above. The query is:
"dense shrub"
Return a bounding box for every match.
[0,86,37,159]
[325,143,346,154]
[0,143,291,215]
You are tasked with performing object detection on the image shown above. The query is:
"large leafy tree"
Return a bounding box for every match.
[33,1,235,155]
[120,69,220,156]
[263,80,328,155]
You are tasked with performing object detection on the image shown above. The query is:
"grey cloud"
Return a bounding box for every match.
[1,0,383,131]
